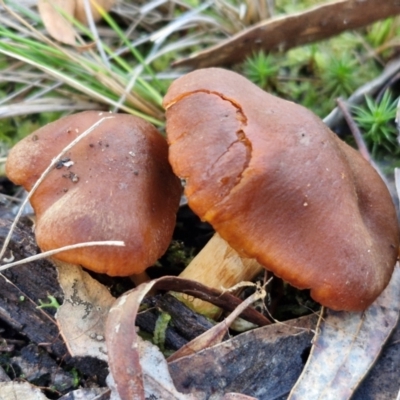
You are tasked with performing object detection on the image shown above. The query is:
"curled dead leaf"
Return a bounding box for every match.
[55,261,116,362]
[289,264,400,400]
[105,276,269,399]
[38,0,115,45]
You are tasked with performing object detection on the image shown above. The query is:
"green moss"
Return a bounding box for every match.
[240,27,384,117]
[353,91,399,158]
[0,111,63,149]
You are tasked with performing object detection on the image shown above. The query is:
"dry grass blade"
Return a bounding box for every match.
[0,0,233,126]
[150,1,215,45]
[0,240,124,271]
[0,1,165,124]
[82,0,111,67]
[0,98,100,118]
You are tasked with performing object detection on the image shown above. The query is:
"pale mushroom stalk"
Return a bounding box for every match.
[175,233,264,319]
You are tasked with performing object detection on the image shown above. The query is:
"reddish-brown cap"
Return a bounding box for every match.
[6,111,182,276]
[163,68,400,311]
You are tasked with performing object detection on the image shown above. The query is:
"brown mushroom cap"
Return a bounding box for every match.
[163,68,400,311]
[6,111,181,276]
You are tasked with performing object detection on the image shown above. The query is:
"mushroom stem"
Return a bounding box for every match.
[129,271,152,287]
[175,233,264,319]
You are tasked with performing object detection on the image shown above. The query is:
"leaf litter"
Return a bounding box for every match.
[1,2,400,399]
[55,262,115,362]
[289,264,400,399]
[105,277,267,399]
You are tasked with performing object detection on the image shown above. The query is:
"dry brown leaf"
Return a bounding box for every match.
[289,264,400,400]
[0,381,50,400]
[55,261,115,361]
[106,337,197,400]
[169,314,318,398]
[106,281,197,400]
[167,288,265,363]
[135,338,197,400]
[38,0,115,45]
[106,276,269,399]
[38,0,77,45]
[173,0,400,68]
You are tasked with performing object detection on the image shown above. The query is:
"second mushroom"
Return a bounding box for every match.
[6,111,182,277]
[163,68,399,315]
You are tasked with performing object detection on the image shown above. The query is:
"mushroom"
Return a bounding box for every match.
[163,68,399,313]
[6,111,182,276]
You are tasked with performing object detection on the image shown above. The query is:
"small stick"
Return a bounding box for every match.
[336,98,390,187]
[0,116,114,260]
[336,98,372,164]
[167,286,266,363]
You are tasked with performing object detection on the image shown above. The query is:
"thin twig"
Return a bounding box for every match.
[0,240,124,271]
[0,116,114,260]
[336,98,372,164]
[335,98,391,189]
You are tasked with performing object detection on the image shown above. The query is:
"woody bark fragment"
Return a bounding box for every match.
[174,0,400,68]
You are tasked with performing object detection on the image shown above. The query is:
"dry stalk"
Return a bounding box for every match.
[0,240,124,271]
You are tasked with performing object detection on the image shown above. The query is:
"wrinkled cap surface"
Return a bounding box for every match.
[163,68,400,311]
[6,111,182,276]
